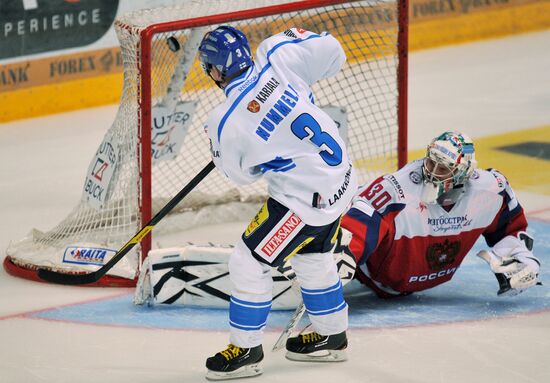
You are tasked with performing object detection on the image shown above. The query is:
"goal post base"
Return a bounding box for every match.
[3,256,137,288]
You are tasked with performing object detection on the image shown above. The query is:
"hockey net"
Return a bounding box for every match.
[4,0,408,286]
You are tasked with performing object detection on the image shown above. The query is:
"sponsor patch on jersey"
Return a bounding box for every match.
[328,164,353,206]
[237,74,258,92]
[254,212,305,261]
[63,246,117,266]
[247,100,260,113]
[255,77,280,104]
[427,215,473,233]
[283,29,297,38]
[409,171,422,184]
[245,202,270,237]
[296,28,306,34]
[387,175,405,200]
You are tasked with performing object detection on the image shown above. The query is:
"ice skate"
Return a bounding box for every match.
[205,344,264,380]
[286,331,348,362]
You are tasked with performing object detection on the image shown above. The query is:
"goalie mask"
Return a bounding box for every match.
[198,26,253,89]
[421,131,477,206]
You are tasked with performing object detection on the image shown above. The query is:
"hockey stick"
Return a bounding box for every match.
[272,301,306,352]
[37,161,216,285]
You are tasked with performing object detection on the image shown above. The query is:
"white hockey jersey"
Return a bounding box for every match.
[342,160,529,296]
[204,28,357,226]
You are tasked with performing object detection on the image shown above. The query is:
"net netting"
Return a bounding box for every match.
[5,0,406,285]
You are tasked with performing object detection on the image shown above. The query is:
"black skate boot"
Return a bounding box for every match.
[286,331,348,362]
[205,344,264,381]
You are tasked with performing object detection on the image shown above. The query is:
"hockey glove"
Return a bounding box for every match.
[477,249,541,296]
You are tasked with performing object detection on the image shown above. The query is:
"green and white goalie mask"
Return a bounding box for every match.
[421,131,477,206]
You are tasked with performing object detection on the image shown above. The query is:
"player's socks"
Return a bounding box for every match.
[205,344,264,381]
[285,331,348,362]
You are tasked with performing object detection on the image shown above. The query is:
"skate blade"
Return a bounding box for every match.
[285,349,347,362]
[205,363,263,381]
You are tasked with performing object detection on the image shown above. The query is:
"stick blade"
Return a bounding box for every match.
[37,268,100,285]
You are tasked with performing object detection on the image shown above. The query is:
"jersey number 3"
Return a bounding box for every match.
[291,113,342,166]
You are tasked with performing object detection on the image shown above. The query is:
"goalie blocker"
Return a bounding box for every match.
[134,242,356,309]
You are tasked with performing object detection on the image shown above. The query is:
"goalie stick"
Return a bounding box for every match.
[37,161,215,285]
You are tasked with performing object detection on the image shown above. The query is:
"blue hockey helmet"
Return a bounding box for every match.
[198,26,253,86]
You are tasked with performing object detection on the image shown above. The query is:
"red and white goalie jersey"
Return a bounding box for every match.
[341,160,528,297]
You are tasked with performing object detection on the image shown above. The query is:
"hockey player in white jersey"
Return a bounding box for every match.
[198,26,357,380]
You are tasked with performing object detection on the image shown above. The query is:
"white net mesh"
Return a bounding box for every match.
[6,0,405,284]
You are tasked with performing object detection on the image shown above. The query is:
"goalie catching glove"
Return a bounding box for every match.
[477,232,541,296]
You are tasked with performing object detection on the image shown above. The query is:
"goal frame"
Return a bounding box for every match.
[3,0,409,287]
[137,0,409,261]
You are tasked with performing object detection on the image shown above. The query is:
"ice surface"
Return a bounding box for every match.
[1,31,549,383]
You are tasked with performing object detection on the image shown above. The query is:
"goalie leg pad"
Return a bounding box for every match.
[134,246,235,307]
[134,244,301,309]
[134,242,356,309]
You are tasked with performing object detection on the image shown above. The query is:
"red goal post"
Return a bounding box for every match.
[5,0,408,286]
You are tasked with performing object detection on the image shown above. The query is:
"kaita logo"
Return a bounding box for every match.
[63,246,117,265]
[247,100,260,113]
